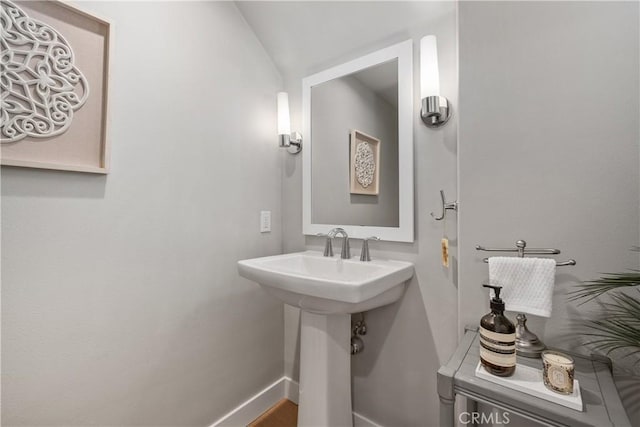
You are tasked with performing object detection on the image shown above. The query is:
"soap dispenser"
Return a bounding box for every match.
[480,284,516,377]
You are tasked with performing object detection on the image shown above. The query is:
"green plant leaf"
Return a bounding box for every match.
[571,248,640,363]
[568,271,640,303]
[579,294,640,360]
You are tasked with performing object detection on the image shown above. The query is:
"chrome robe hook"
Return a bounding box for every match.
[431,190,458,221]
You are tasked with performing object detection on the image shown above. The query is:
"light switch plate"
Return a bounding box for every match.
[260,211,271,233]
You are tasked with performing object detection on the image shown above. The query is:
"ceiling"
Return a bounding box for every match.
[351,59,398,108]
[235,1,456,80]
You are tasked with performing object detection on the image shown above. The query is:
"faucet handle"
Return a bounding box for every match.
[318,233,333,257]
[360,236,380,262]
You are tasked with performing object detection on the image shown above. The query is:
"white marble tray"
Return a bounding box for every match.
[475,362,583,411]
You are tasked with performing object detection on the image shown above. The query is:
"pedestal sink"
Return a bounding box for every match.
[237,251,414,426]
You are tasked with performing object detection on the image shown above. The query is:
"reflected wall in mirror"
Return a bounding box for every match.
[312,59,399,227]
[303,40,413,242]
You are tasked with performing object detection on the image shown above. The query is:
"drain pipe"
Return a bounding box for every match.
[351,313,367,355]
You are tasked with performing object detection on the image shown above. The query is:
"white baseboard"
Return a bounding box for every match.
[353,411,384,427]
[283,376,299,404]
[210,377,285,427]
[210,376,383,427]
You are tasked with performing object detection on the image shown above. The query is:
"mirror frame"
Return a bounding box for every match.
[302,39,414,242]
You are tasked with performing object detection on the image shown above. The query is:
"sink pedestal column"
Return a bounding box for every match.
[298,311,352,427]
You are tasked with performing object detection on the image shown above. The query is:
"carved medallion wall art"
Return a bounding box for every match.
[349,130,380,195]
[1,0,111,173]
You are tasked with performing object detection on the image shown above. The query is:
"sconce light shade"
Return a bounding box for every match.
[420,35,440,98]
[277,92,302,154]
[420,35,451,128]
[277,92,291,135]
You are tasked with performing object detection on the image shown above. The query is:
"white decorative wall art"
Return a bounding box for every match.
[1,0,90,142]
[0,0,111,173]
[354,141,375,188]
[350,130,380,195]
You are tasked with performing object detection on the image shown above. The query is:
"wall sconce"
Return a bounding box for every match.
[420,35,451,128]
[277,92,302,154]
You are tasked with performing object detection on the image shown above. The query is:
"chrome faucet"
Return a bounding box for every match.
[321,228,351,259]
[360,236,380,261]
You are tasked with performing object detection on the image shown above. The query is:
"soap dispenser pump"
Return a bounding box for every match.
[480,284,516,377]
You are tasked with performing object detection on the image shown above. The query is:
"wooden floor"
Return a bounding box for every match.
[248,399,298,427]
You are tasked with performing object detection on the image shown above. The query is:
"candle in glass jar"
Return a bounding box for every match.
[542,350,575,394]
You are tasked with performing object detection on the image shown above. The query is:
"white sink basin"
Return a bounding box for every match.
[237,250,414,426]
[237,250,414,314]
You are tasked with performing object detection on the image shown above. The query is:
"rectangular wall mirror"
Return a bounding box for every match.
[302,39,414,242]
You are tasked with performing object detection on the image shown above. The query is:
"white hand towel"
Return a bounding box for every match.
[488,257,556,318]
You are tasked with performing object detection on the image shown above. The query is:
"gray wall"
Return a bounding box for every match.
[459,0,639,359]
[5,2,634,426]
[1,2,284,425]
[240,1,640,425]
[458,1,640,424]
[311,74,399,227]
[237,2,460,425]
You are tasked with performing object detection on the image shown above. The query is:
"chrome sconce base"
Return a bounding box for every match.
[421,96,451,128]
[279,132,302,154]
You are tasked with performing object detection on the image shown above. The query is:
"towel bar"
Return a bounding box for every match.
[476,239,576,358]
[476,239,576,266]
[481,257,576,266]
